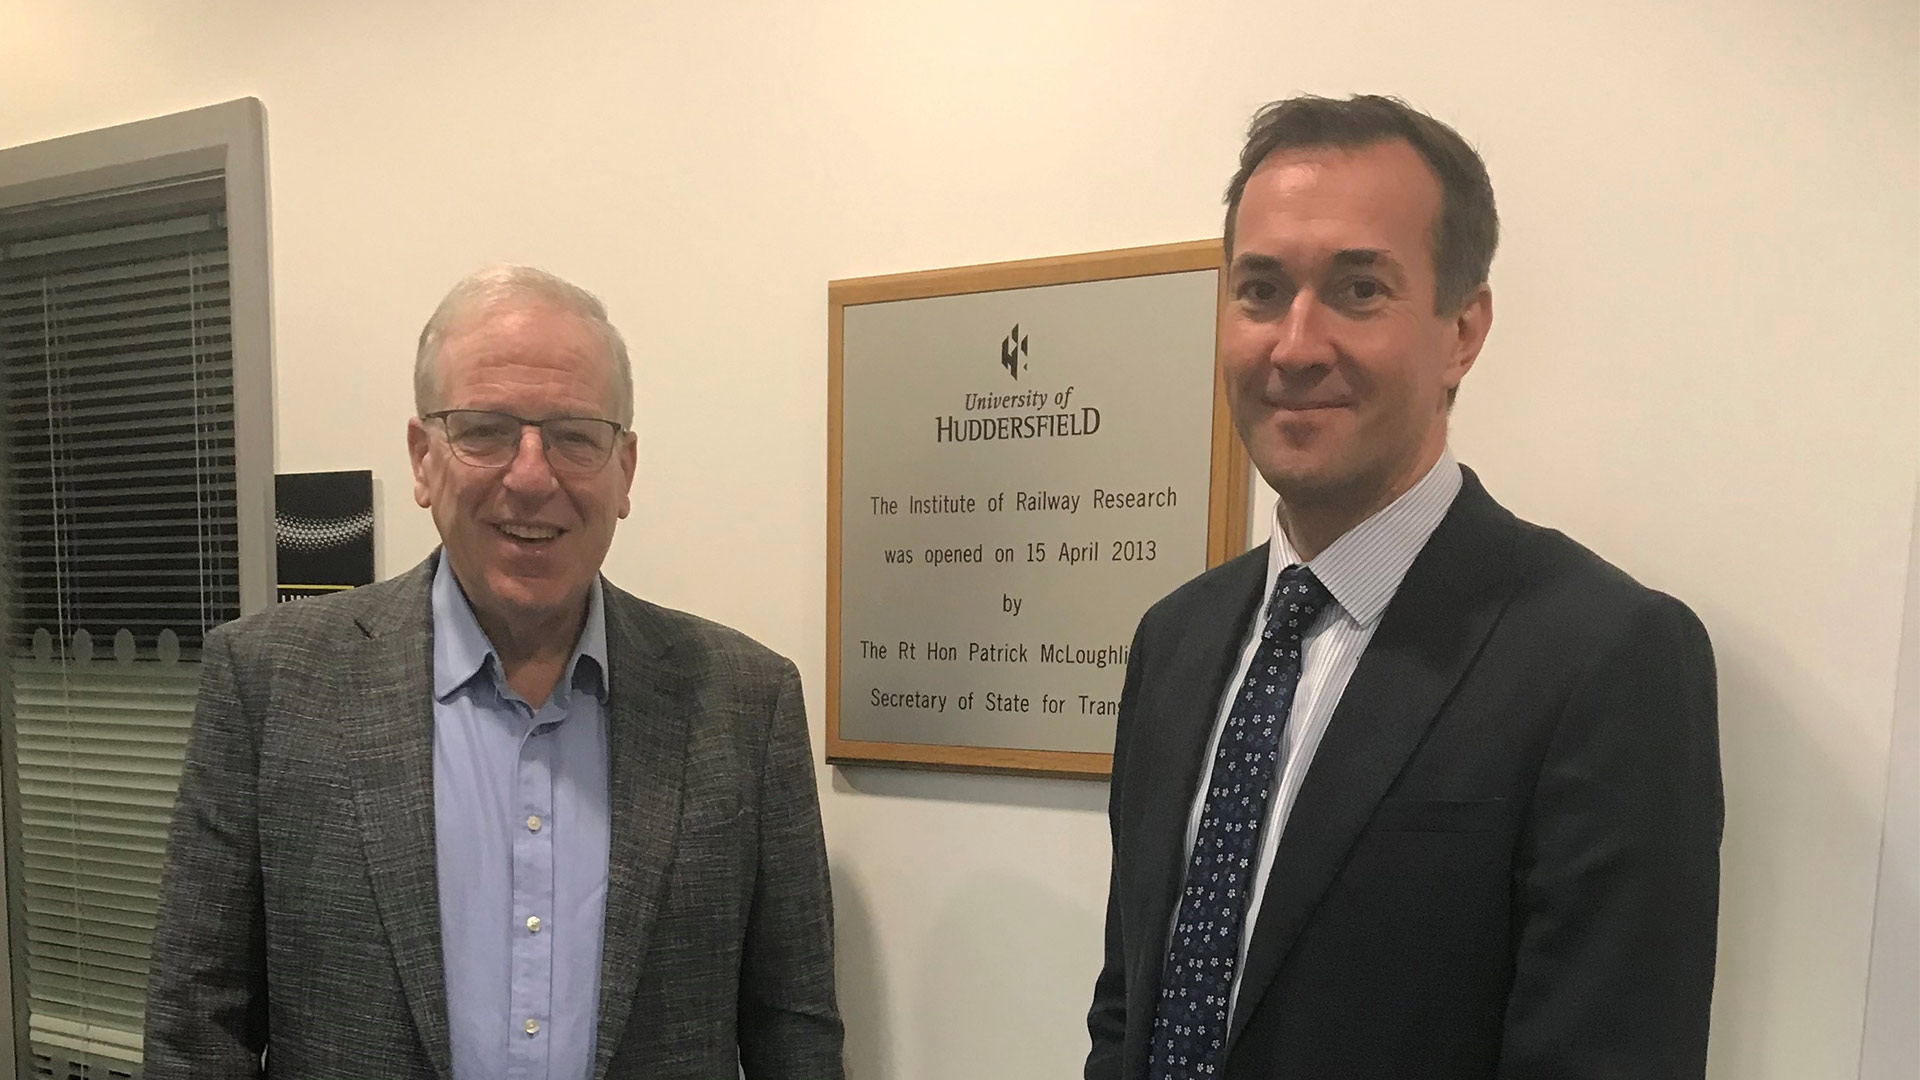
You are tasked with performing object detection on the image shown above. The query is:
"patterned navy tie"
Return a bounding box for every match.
[1149,564,1332,1079]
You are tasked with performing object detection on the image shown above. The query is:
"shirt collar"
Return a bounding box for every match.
[431,551,609,705]
[1267,449,1463,628]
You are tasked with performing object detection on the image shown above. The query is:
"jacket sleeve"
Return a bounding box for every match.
[142,624,269,1079]
[1498,593,1724,1078]
[736,658,846,1080]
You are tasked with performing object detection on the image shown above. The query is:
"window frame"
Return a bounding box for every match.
[0,97,274,1078]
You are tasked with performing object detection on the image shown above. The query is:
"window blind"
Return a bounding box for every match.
[0,171,237,1069]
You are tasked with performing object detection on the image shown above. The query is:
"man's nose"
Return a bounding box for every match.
[1269,290,1337,371]
[500,424,559,494]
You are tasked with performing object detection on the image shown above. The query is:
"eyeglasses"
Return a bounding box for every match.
[423,409,624,474]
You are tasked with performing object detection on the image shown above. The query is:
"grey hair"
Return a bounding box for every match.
[414,263,636,428]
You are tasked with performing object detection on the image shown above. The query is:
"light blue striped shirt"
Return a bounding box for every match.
[1180,450,1463,1015]
[432,555,611,1080]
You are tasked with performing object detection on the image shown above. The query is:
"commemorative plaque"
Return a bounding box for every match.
[827,241,1247,778]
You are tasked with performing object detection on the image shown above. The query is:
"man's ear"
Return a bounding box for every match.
[407,417,434,508]
[1443,283,1494,391]
[616,429,638,520]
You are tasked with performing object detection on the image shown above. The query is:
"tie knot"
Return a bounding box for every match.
[1265,564,1332,633]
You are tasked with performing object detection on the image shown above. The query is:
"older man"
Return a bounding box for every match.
[1086,96,1723,1079]
[145,266,844,1079]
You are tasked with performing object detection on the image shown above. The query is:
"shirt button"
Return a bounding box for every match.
[527,915,542,934]
[524,1018,540,1036]
[526,815,542,833]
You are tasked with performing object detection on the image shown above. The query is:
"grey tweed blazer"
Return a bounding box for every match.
[143,552,844,1079]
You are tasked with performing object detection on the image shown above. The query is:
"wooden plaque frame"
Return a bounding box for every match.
[826,239,1248,779]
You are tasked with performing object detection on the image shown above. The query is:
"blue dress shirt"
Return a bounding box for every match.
[432,556,611,1080]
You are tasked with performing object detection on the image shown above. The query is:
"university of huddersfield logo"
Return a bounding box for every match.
[1000,324,1030,380]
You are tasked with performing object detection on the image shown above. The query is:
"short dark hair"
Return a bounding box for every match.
[1223,94,1498,314]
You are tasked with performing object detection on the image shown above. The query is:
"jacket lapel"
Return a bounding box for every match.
[1226,472,1523,1049]
[1127,548,1271,1005]
[338,556,456,1080]
[590,584,692,1080]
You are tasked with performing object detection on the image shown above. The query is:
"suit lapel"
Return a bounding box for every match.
[338,557,456,1080]
[590,585,692,1080]
[1226,474,1523,1049]
[1128,548,1271,1001]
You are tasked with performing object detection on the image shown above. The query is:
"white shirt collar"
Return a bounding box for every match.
[1267,449,1464,628]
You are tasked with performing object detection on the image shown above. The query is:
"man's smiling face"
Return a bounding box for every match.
[1221,137,1487,519]
[407,301,636,638]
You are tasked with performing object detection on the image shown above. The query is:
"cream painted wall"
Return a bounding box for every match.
[1,1,1913,1077]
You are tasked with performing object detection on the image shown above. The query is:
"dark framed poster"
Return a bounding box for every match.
[827,240,1248,779]
[275,470,374,602]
